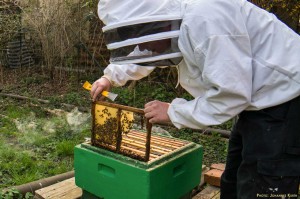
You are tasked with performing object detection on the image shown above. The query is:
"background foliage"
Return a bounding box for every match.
[249,0,300,33]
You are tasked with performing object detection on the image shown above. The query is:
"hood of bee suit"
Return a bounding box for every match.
[97,0,184,66]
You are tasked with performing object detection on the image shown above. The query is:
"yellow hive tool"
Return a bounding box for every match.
[83,81,118,101]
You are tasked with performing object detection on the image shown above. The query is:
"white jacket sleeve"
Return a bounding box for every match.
[168,1,253,129]
[103,64,156,87]
[168,34,253,129]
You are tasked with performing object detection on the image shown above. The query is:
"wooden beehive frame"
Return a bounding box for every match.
[92,101,152,161]
[121,130,189,161]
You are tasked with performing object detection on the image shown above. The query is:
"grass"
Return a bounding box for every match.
[0,98,91,192]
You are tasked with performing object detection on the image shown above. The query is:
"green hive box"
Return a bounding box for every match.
[74,139,203,199]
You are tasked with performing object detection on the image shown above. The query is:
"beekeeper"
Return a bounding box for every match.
[91,0,300,198]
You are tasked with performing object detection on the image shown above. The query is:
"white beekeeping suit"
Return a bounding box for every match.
[98,0,300,129]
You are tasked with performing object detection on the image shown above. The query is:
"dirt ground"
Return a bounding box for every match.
[0,65,98,100]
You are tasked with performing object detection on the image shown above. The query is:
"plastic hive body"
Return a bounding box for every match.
[74,133,203,199]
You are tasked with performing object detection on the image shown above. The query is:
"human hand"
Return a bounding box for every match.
[144,100,171,124]
[90,77,111,101]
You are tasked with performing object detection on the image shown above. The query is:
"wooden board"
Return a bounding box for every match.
[34,177,82,199]
[193,185,220,199]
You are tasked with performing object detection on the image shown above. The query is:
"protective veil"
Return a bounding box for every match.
[98,0,183,66]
